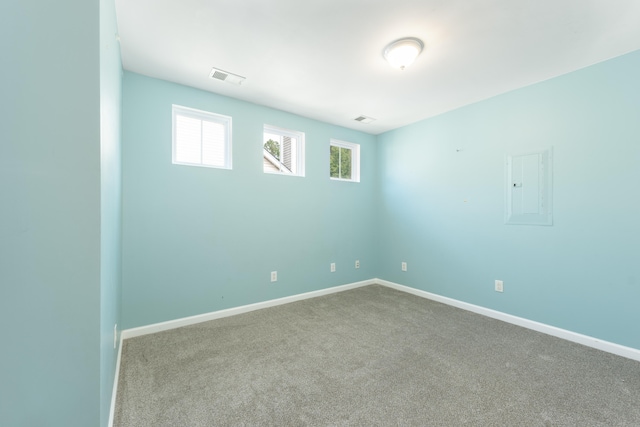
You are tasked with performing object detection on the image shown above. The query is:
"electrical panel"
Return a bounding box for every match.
[505,148,553,226]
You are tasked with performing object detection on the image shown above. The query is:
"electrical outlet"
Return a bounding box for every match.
[401,262,407,272]
[495,280,504,292]
[113,324,117,349]
[330,263,336,272]
[271,271,277,282]
[355,260,360,269]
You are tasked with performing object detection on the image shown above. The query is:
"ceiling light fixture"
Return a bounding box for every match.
[383,37,424,70]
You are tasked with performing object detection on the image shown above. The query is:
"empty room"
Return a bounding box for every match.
[2,1,640,426]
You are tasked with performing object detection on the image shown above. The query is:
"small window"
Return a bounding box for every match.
[330,139,360,182]
[172,105,232,169]
[263,125,305,176]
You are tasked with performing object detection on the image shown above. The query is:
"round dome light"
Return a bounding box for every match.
[383,37,424,70]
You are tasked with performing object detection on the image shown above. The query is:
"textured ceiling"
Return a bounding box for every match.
[115,0,640,134]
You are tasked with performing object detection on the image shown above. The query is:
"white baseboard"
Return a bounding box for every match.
[121,279,375,340]
[119,277,640,361]
[107,332,124,427]
[376,278,640,363]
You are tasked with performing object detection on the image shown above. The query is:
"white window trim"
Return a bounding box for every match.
[263,124,305,177]
[172,104,232,169]
[330,139,360,182]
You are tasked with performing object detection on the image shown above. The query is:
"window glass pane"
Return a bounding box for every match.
[263,125,304,176]
[202,120,225,166]
[340,147,352,179]
[175,115,202,164]
[330,145,340,178]
[282,136,292,171]
[329,139,359,182]
[172,105,232,169]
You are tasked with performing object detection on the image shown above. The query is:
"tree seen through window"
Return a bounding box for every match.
[330,145,352,179]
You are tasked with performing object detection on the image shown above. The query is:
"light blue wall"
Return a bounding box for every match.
[377,50,640,349]
[2,4,637,422]
[121,73,377,328]
[99,0,122,426]
[0,1,102,426]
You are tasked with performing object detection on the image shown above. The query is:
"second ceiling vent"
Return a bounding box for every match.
[209,68,246,86]
[353,115,376,124]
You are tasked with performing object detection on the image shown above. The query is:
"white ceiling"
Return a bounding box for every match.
[115,0,640,135]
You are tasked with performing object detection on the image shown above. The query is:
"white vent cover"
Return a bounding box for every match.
[353,115,375,124]
[209,68,246,86]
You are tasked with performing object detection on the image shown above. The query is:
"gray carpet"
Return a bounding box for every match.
[114,285,640,426]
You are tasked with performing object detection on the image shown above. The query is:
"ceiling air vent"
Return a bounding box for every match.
[209,68,246,86]
[353,115,375,124]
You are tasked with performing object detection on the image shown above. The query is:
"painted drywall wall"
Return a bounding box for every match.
[99,0,123,425]
[0,1,102,426]
[377,50,640,349]
[121,72,377,328]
